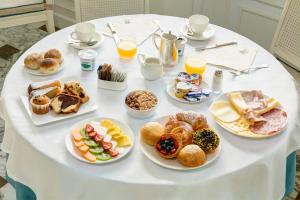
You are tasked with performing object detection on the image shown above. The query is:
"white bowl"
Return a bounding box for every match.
[188,15,209,34]
[124,90,158,119]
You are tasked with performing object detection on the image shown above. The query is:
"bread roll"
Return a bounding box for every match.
[24,53,43,70]
[39,58,59,74]
[140,122,164,146]
[178,144,206,167]
[44,49,62,63]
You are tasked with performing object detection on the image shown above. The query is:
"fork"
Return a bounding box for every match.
[229,64,269,76]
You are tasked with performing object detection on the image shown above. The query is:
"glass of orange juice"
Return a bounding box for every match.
[184,55,207,75]
[117,37,137,59]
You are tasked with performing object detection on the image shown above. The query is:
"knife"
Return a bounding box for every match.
[107,22,120,44]
[195,41,237,51]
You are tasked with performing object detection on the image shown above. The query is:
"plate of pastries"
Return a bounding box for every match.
[210,90,288,139]
[65,118,133,164]
[139,111,221,170]
[166,72,211,104]
[24,49,64,75]
[20,78,97,126]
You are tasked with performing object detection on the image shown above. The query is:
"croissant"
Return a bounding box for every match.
[176,111,208,130]
[170,126,193,147]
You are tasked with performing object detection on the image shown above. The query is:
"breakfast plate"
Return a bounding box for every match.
[67,32,105,50]
[139,115,221,171]
[210,90,288,139]
[23,60,64,76]
[65,117,134,164]
[181,24,215,41]
[166,79,210,104]
[21,77,98,126]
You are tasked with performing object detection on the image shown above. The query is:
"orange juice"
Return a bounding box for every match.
[184,56,206,75]
[117,40,137,59]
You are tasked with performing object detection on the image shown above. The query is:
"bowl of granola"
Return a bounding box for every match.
[125,90,158,118]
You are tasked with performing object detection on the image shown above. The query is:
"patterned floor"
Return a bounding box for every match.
[0,24,299,200]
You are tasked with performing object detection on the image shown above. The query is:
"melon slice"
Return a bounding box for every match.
[83,151,96,162]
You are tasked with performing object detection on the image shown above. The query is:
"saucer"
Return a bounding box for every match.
[181,25,215,41]
[67,32,105,49]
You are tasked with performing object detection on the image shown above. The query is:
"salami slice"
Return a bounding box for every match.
[241,90,267,110]
[249,108,287,135]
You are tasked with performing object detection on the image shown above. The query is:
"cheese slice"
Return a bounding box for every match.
[215,117,250,133]
[210,100,241,122]
[228,92,248,114]
[256,97,280,115]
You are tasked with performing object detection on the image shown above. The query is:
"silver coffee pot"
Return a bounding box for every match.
[152,31,178,67]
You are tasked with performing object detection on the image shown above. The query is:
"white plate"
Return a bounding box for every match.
[139,115,221,170]
[67,32,105,49]
[20,78,98,126]
[24,61,64,76]
[181,25,215,41]
[166,80,210,104]
[210,91,287,139]
[65,117,134,164]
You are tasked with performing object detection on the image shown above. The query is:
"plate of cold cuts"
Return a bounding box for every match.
[209,90,288,139]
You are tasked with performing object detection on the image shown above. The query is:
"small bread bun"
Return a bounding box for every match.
[178,144,206,167]
[140,122,164,146]
[39,58,59,74]
[44,49,62,63]
[24,53,43,70]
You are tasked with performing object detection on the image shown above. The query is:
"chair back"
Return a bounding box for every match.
[271,0,300,71]
[75,0,149,22]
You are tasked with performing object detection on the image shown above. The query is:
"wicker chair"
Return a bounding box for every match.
[0,0,55,33]
[74,0,149,22]
[270,0,300,71]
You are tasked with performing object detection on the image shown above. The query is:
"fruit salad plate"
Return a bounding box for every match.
[209,90,287,139]
[65,117,134,164]
[139,115,221,171]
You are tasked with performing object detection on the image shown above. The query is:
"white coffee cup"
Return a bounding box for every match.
[188,15,209,34]
[71,23,96,42]
[138,54,163,81]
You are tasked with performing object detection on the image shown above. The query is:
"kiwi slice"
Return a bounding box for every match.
[80,128,89,139]
[89,147,104,155]
[84,140,98,147]
[96,153,111,161]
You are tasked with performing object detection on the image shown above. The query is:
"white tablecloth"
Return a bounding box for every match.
[1,14,300,200]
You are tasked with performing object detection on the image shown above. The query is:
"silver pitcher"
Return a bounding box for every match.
[152,31,178,67]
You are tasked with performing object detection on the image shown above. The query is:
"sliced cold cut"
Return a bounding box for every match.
[249,108,287,135]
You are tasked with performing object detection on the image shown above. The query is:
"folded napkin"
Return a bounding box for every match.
[103,17,159,46]
[198,44,257,71]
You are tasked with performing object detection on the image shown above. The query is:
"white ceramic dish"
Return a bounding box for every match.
[125,90,158,119]
[97,78,127,91]
[210,91,287,139]
[20,77,98,126]
[166,80,210,104]
[139,115,221,170]
[67,32,105,50]
[65,117,134,164]
[24,60,64,76]
[181,24,215,41]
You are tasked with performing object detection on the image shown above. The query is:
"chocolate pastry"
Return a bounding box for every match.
[50,93,81,114]
[63,81,89,104]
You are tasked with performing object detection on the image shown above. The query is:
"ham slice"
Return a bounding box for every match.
[241,90,267,111]
[249,108,287,135]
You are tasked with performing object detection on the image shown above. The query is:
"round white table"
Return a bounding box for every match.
[1,14,300,200]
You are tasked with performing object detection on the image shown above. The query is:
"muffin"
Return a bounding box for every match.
[30,95,50,114]
[192,128,220,153]
[140,122,164,146]
[44,49,62,63]
[24,53,43,70]
[178,144,206,167]
[39,58,59,74]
